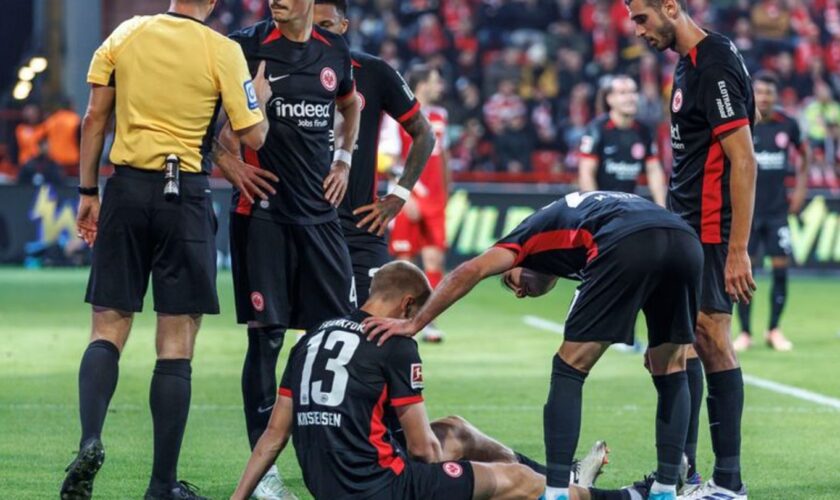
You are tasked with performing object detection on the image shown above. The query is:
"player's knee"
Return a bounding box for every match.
[694,314,738,370]
[495,463,543,499]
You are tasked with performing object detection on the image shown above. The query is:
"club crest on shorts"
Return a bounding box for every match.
[443,461,463,478]
[632,142,646,160]
[672,88,683,113]
[357,91,366,111]
[775,132,789,148]
[410,363,423,389]
[321,67,337,92]
[251,292,265,312]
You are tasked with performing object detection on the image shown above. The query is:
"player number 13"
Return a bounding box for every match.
[299,330,360,407]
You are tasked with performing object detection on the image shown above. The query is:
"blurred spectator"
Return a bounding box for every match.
[802,81,840,185]
[17,142,66,187]
[751,0,791,40]
[483,47,522,98]
[449,79,483,126]
[42,99,81,177]
[0,144,17,183]
[483,79,527,134]
[559,83,593,155]
[495,114,535,173]
[15,104,43,166]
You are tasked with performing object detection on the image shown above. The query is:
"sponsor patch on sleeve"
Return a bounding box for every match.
[410,363,423,389]
[244,80,258,110]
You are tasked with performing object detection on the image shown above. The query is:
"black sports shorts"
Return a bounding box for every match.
[230,214,354,329]
[563,227,703,347]
[85,166,219,315]
[749,214,791,259]
[345,233,391,305]
[381,460,474,500]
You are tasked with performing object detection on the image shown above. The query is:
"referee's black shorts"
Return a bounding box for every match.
[230,214,355,329]
[85,166,219,314]
[563,227,702,348]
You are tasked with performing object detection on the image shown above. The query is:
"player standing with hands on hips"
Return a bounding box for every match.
[63,1,272,499]
[218,0,361,497]
[625,0,757,498]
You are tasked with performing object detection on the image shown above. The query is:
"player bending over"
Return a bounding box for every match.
[232,261,618,500]
[365,192,704,500]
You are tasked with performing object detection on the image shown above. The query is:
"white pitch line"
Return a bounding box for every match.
[522,315,565,335]
[742,374,840,410]
[522,315,840,411]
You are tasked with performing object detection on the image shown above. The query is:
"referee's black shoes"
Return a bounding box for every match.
[60,438,105,500]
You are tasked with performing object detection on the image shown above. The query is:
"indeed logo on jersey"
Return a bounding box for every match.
[755,151,786,170]
[715,81,736,119]
[604,159,643,180]
[269,97,331,129]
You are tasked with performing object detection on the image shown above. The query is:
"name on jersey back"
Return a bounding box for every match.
[297,411,342,427]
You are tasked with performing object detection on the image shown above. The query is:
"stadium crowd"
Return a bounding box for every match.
[3,0,840,184]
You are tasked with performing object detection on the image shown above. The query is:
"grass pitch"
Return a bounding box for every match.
[1,268,839,499]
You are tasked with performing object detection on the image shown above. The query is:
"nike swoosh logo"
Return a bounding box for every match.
[268,74,290,83]
[257,404,275,414]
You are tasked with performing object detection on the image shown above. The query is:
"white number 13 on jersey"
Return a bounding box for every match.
[299,330,360,407]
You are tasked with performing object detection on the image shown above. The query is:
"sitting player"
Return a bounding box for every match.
[232,261,616,500]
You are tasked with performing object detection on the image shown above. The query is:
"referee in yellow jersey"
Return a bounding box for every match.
[61,2,273,499]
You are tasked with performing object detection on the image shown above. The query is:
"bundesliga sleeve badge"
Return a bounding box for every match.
[410,363,423,389]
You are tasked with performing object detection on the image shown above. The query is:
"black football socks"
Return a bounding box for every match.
[242,326,286,449]
[684,357,704,477]
[652,371,690,486]
[544,354,588,489]
[78,339,120,447]
[149,359,192,491]
[514,451,547,475]
[706,368,744,491]
[769,267,788,330]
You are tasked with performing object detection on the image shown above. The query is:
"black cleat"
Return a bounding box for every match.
[60,439,105,500]
[144,480,208,500]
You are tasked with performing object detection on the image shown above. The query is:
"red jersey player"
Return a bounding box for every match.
[386,65,450,342]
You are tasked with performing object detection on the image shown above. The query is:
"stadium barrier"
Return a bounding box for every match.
[2,183,840,269]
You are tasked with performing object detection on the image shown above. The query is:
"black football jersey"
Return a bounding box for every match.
[230,21,355,225]
[579,115,658,194]
[753,110,802,217]
[278,310,424,499]
[495,191,693,279]
[668,32,755,244]
[339,51,420,243]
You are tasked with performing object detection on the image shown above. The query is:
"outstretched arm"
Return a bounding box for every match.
[363,247,517,344]
[231,395,294,500]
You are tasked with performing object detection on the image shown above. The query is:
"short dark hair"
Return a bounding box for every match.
[405,64,436,92]
[314,0,348,17]
[753,70,779,89]
[624,0,687,9]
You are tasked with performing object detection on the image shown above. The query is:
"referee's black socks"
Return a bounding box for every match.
[149,358,192,490]
[242,326,286,449]
[544,354,588,489]
[78,339,120,447]
[652,371,690,486]
[706,368,744,491]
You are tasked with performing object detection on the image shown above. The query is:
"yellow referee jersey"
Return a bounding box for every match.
[87,13,263,173]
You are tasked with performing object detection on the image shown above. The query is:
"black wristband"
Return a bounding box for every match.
[78,186,99,196]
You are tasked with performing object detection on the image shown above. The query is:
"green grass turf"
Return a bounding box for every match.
[1,268,839,499]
